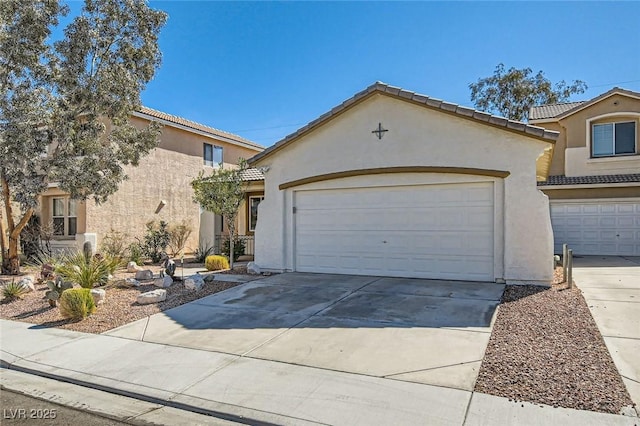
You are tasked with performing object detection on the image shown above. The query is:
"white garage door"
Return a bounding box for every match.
[550,200,640,255]
[294,181,495,281]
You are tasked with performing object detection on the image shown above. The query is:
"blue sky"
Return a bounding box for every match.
[67,1,640,147]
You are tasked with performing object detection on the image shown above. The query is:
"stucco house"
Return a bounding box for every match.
[248,82,558,285]
[531,88,640,256]
[39,107,264,255]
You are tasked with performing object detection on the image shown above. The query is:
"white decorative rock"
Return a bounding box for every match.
[247,262,261,275]
[124,278,140,287]
[90,289,106,305]
[184,274,204,291]
[17,277,35,292]
[127,261,143,273]
[154,275,173,288]
[136,289,166,305]
[135,270,153,280]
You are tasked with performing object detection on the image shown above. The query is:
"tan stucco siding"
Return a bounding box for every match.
[533,94,640,177]
[84,145,202,252]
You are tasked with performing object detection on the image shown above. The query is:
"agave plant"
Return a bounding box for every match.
[2,280,28,302]
[55,251,120,289]
[45,277,73,307]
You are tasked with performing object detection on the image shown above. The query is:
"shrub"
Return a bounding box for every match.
[194,242,214,263]
[168,221,193,256]
[222,237,246,262]
[20,215,54,261]
[56,251,119,288]
[140,221,170,263]
[101,228,129,261]
[205,255,229,271]
[2,280,28,301]
[127,242,144,265]
[59,288,96,320]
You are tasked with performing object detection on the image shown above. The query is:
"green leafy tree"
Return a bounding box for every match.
[191,160,248,269]
[469,63,587,122]
[0,0,167,274]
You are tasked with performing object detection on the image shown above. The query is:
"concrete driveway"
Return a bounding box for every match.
[573,256,640,408]
[106,273,504,391]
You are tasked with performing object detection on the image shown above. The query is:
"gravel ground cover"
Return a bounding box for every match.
[475,268,634,414]
[0,266,248,334]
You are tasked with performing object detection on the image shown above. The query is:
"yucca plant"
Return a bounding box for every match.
[56,251,120,289]
[2,280,28,301]
[59,288,96,320]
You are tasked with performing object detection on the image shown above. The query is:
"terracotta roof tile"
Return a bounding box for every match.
[529,102,584,120]
[136,106,264,150]
[538,174,640,186]
[239,168,265,181]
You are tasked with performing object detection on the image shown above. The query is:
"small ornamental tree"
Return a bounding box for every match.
[191,160,248,269]
[0,0,167,274]
[469,63,587,122]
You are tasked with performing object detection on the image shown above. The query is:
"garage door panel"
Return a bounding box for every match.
[551,200,640,255]
[295,182,495,281]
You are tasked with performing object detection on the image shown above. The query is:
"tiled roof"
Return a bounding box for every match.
[529,87,640,122]
[529,102,585,120]
[249,81,558,165]
[239,168,265,181]
[538,174,640,186]
[136,106,264,150]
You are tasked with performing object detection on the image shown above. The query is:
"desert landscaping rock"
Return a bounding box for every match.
[154,276,173,288]
[137,289,167,304]
[90,289,106,305]
[247,262,261,274]
[127,261,143,273]
[17,277,35,293]
[1,264,240,334]
[474,269,634,414]
[124,278,140,287]
[184,275,204,291]
[135,270,153,280]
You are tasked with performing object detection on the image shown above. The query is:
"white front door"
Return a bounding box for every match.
[550,199,640,255]
[294,181,495,281]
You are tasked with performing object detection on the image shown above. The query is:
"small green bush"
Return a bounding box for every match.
[222,237,246,262]
[59,288,96,320]
[100,228,129,261]
[2,280,28,301]
[127,242,144,265]
[205,255,229,271]
[140,221,170,263]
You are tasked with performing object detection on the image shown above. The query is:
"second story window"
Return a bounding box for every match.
[204,143,223,167]
[592,121,636,157]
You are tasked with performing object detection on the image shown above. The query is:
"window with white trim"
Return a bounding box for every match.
[248,196,264,232]
[52,198,77,236]
[204,143,223,167]
[592,121,636,157]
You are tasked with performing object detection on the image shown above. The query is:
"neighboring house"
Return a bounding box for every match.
[248,82,558,285]
[39,107,264,255]
[531,88,640,256]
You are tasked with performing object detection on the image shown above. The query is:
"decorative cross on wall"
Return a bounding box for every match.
[371,122,388,139]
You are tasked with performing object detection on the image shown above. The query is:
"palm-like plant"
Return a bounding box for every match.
[56,252,120,289]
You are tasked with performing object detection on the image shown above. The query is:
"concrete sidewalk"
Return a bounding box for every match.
[573,256,640,409]
[1,319,635,426]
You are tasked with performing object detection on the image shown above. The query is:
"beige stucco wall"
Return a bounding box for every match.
[40,116,262,254]
[252,94,554,284]
[533,94,640,177]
